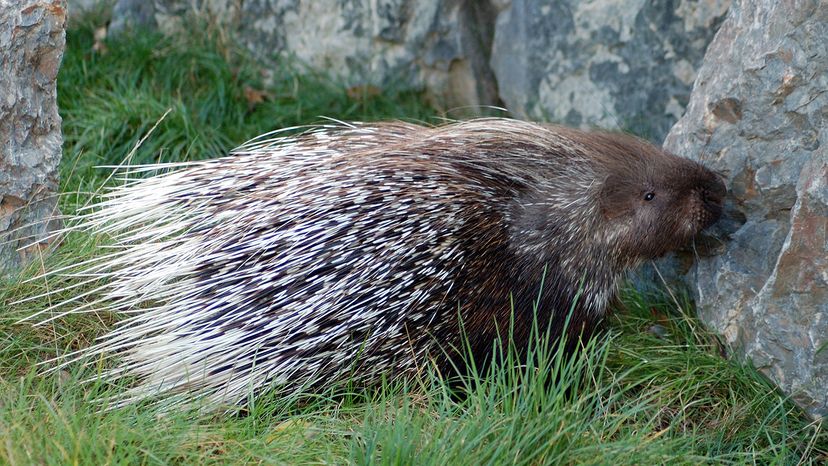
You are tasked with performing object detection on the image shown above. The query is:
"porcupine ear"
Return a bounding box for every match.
[599,174,633,220]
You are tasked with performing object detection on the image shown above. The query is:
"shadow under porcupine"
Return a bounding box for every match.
[20,118,725,410]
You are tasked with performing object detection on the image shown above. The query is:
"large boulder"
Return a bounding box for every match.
[664,0,828,418]
[108,0,500,113]
[490,0,729,140]
[107,1,728,136]
[0,0,66,277]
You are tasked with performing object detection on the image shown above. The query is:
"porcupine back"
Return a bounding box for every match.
[22,118,725,409]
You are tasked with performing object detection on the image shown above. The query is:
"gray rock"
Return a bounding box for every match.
[664,0,828,418]
[491,0,729,141]
[66,0,111,22]
[106,1,729,135]
[108,0,500,113]
[0,0,66,277]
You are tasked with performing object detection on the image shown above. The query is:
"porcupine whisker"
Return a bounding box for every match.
[15,266,121,307]
[40,333,139,370]
[18,249,125,284]
[690,238,700,263]
[27,289,119,325]
[12,275,108,305]
[235,123,317,148]
[94,161,202,171]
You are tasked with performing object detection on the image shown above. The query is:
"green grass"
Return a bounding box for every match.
[57,10,438,197]
[1,12,826,465]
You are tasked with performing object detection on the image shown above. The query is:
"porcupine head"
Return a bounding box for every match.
[455,125,726,364]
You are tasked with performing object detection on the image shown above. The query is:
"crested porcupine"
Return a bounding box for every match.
[25,118,725,408]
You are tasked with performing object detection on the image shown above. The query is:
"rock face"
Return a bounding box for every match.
[491,0,730,140]
[66,0,103,20]
[107,1,728,138]
[664,0,828,418]
[0,0,66,277]
[109,0,501,113]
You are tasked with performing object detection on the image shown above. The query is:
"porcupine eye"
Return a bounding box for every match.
[643,192,655,201]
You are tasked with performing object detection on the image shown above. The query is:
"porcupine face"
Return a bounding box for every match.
[597,147,726,262]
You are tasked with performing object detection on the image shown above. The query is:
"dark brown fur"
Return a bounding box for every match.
[417,124,726,372]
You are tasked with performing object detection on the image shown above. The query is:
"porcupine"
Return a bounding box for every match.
[26,118,725,408]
